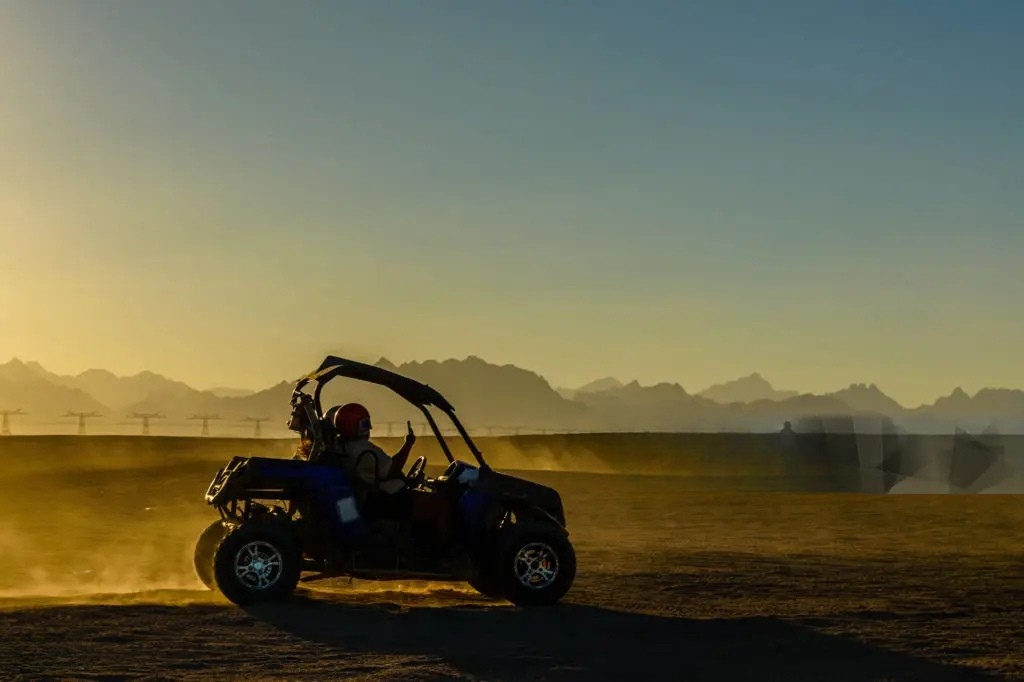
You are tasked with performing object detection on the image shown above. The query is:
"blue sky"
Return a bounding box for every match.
[1,1,1022,405]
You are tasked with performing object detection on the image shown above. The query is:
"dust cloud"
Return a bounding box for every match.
[0,505,211,602]
[0,438,224,602]
[465,438,616,474]
[0,435,1022,681]
[0,433,656,605]
[0,434,618,605]
[1,430,1017,606]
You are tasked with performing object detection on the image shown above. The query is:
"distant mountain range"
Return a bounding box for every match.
[697,372,799,404]
[2,356,1023,435]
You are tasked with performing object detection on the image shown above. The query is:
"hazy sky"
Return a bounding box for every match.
[1,1,1022,406]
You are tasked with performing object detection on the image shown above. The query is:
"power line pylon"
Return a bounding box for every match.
[242,416,269,438]
[1,408,25,436]
[189,414,222,436]
[129,412,164,436]
[64,411,101,435]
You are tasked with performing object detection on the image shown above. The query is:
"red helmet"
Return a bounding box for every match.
[333,403,372,439]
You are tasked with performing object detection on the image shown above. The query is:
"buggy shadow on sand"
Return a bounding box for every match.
[241,595,990,682]
[193,355,575,606]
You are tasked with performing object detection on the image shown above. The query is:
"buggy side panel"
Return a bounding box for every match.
[205,456,370,543]
[457,487,495,539]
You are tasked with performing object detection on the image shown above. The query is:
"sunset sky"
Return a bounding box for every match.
[1,1,1022,407]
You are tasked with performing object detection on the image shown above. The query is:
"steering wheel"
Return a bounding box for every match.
[405,455,427,488]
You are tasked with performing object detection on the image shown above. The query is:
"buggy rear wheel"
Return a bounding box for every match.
[497,523,576,606]
[213,522,301,606]
[193,520,227,590]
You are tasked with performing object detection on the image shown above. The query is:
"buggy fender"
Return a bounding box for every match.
[497,496,568,534]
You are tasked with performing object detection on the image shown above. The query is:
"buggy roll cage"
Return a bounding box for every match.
[292,355,489,469]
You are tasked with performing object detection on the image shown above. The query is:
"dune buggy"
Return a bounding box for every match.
[193,355,575,606]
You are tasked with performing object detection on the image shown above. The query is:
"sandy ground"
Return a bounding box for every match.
[1,442,1022,680]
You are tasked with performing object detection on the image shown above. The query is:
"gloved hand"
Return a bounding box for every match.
[405,421,417,447]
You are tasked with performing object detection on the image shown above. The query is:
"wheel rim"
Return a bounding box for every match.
[234,540,284,590]
[513,542,559,590]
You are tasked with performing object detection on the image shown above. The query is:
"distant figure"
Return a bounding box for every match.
[779,420,797,456]
[331,403,453,548]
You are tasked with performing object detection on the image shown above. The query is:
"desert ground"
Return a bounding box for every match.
[1,436,1022,681]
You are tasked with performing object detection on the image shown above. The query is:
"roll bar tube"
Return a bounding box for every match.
[419,406,455,465]
[445,408,489,469]
[301,367,489,470]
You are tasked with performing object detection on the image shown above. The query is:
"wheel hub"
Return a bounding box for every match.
[513,542,559,590]
[234,541,283,590]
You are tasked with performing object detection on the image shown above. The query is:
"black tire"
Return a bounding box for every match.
[468,567,505,599]
[193,520,228,590]
[496,523,576,606]
[212,522,301,606]
[467,538,506,599]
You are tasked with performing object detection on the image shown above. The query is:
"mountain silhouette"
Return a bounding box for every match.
[4,356,1024,434]
[698,372,798,404]
[0,358,52,384]
[828,383,906,416]
[381,356,589,431]
[0,359,108,415]
[572,380,722,432]
[904,386,1024,434]
[62,369,207,411]
[206,386,256,399]
[723,394,855,432]
[558,377,625,400]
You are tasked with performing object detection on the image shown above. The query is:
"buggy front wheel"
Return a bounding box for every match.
[497,523,576,606]
[468,569,505,599]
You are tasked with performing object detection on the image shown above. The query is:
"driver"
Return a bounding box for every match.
[332,403,453,548]
[333,403,413,494]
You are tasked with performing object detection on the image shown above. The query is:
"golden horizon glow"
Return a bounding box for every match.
[2,2,1022,408]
